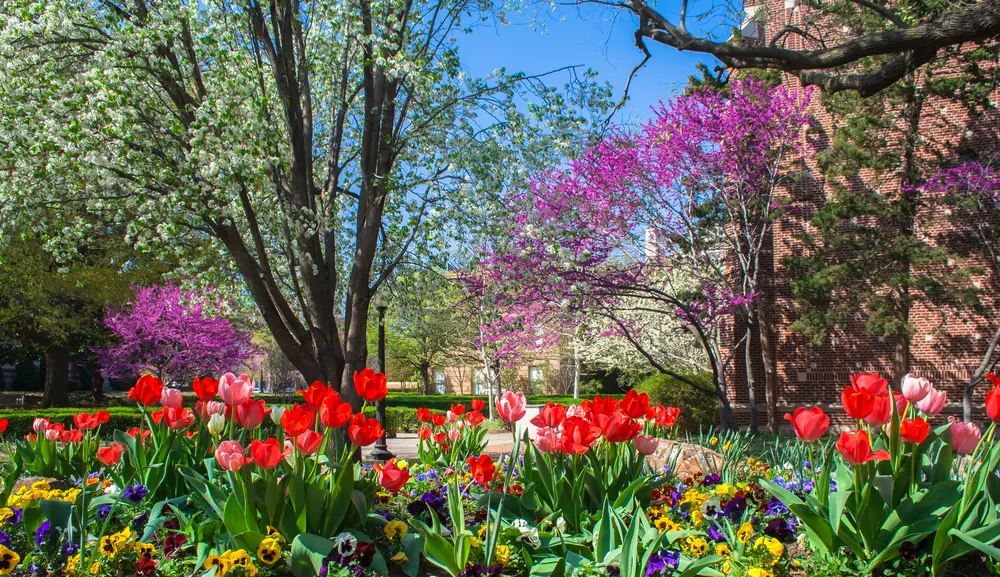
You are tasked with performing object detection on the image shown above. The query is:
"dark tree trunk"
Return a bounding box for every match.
[92,362,104,404]
[744,323,758,435]
[419,363,430,395]
[758,307,779,434]
[42,346,70,408]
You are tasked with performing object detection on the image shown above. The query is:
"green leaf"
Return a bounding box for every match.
[290,533,335,577]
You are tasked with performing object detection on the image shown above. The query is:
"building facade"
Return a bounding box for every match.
[730,0,1000,427]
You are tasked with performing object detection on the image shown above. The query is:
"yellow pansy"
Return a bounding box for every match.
[396,459,409,469]
[683,536,708,557]
[722,441,733,451]
[390,552,408,564]
[265,526,286,545]
[754,536,784,558]
[135,542,155,561]
[0,546,18,576]
[385,520,408,540]
[66,554,80,577]
[715,543,732,557]
[495,544,511,566]
[690,509,704,527]
[98,536,119,557]
[709,436,719,446]
[721,561,732,575]
[89,561,101,576]
[257,538,282,566]
[204,554,232,576]
[737,522,753,544]
[0,509,13,525]
[747,568,774,577]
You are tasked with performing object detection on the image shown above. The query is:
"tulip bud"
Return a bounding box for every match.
[270,406,285,425]
[207,413,226,436]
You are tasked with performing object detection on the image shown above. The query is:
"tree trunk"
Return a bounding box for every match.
[715,370,735,430]
[744,323,758,435]
[92,362,105,404]
[42,346,70,408]
[419,363,430,395]
[758,307,779,434]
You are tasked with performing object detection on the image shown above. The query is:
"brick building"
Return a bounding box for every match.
[729,0,1000,428]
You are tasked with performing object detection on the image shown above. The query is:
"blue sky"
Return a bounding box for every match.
[458,3,726,125]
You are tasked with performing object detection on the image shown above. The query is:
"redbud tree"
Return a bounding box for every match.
[96,283,258,383]
[469,79,811,429]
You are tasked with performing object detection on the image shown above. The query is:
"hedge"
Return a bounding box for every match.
[0,406,422,439]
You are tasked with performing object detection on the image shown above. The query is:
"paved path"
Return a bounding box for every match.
[362,432,516,460]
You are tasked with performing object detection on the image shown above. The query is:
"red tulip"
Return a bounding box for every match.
[192,376,219,401]
[164,407,195,430]
[150,409,165,425]
[530,403,567,428]
[375,458,410,493]
[602,412,642,442]
[96,443,125,466]
[126,427,152,443]
[73,412,100,431]
[620,390,651,420]
[836,429,889,465]
[347,414,383,447]
[295,430,324,455]
[416,408,432,423]
[299,381,334,408]
[467,454,496,486]
[842,385,875,419]
[281,404,316,437]
[450,404,466,416]
[248,438,290,469]
[61,429,83,444]
[986,374,1000,423]
[319,393,353,428]
[354,368,388,402]
[471,399,485,412]
[652,406,680,428]
[465,410,485,427]
[235,399,270,429]
[863,394,892,427]
[95,410,111,425]
[434,432,447,445]
[560,416,602,455]
[900,417,930,444]
[418,427,431,440]
[0,419,8,434]
[784,407,830,442]
[129,375,164,406]
[850,373,889,396]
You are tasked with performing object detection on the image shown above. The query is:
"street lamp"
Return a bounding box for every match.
[370,293,394,462]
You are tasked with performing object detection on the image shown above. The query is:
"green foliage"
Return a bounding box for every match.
[635,373,717,431]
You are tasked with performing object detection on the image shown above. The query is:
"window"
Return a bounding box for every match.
[433,369,446,394]
[529,366,544,386]
[472,368,487,395]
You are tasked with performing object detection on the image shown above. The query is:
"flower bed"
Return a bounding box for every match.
[0,371,997,577]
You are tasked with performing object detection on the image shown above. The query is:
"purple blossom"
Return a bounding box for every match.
[95,282,258,381]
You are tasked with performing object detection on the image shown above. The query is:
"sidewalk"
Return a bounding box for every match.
[362,432,515,460]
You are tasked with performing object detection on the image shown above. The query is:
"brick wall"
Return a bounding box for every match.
[729,0,1000,428]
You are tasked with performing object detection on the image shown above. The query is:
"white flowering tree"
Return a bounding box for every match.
[0,1,606,406]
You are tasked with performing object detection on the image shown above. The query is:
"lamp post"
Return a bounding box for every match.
[370,294,394,462]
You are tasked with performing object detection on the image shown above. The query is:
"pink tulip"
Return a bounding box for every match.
[447,410,459,423]
[495,391,527,423]
[948,417,981,455]
[44,428,61,442]
[634,435,658,456]
[916,387,947,414]
[160,387,184,407]
[566,404,586,419]
[235,399,270,428]
[532,426,561,453]
[219,373,252,406]
[900,374,932,403]
[448,428,461,442]
[32,418,50,433]
[206,400,226,416]
[215,440,246,471]
[893,391,908,416]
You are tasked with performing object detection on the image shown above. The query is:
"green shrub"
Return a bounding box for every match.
[635,372,718,432]
[0,407,143,438]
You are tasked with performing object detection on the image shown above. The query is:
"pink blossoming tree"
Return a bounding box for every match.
[468,79,811,428]
[96,282,258,383]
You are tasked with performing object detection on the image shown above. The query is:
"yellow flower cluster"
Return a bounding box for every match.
[384,520,407,540]
[753,536,784,566]
[7,480,81,509]
[98,527,134,557]
[205,549,259,577]
[681,535,708,557]
[495,544,511,566]
[646,505,681,533]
